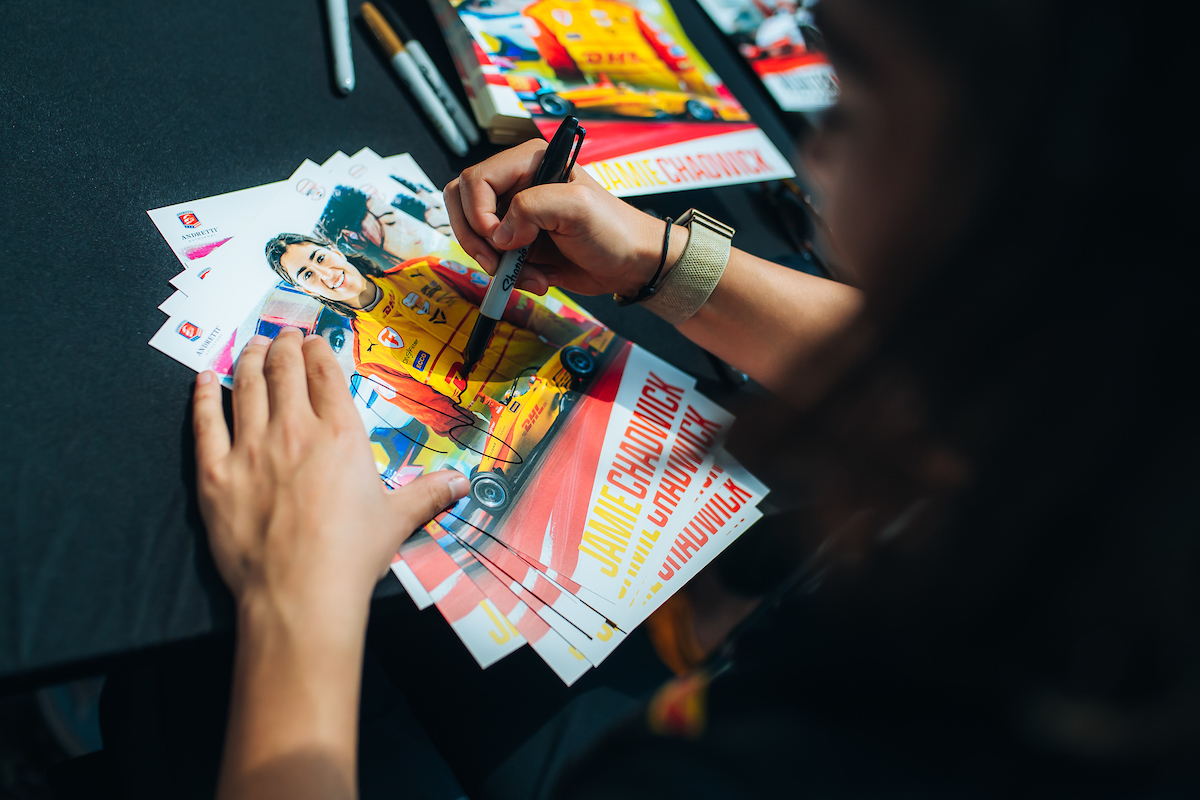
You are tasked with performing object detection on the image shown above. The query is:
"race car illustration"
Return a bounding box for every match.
[468,327,617,513]
[520,74,750,121]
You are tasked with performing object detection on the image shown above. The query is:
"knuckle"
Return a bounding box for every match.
[232,366,258,392]
[308,363,336,388]
[520,139,548,157]
[263,349,295,380]
[422,479,451,512]
[461,163,485,187]
[509,191,534,216]
[240,440,263,468]
[276,416,308,453]
[198,460,226,489]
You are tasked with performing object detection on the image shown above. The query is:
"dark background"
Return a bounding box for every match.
[0,0,808,689]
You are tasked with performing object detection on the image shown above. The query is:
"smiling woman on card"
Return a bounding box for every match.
[265,233,591,439]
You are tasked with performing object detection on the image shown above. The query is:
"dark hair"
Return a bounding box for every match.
[315,186,418,275]
[264,232,387,318]
[729,0,1196,768]
[392,174,434,195]
[316,185,371,246]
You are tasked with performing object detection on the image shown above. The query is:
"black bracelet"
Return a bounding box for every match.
[614,217,672,307]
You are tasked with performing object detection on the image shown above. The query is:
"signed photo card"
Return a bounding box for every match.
[147,150,769,683]
[151,154,634,546]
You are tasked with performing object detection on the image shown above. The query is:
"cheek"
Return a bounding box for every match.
[380,222,406,249]
[360,216,382,246]
[805,101,951,289]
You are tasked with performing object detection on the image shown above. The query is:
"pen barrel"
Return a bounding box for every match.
[391,50,469,157]
[327,0,355,93]
[480,246,528,320]
[462,321,493,374]
[406,41,481,146]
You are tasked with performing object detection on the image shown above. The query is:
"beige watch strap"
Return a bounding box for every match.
[641,209,734,325]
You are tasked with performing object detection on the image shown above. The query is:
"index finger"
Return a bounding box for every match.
[444,178,498,274]
[457,140,548,243]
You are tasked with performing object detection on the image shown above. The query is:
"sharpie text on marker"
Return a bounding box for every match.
[500,248,528,292]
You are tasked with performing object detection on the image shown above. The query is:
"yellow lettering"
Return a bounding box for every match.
[481,602,518,644]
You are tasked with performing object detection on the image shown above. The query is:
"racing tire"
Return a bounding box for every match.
[560,346,595,387]
[471,471,513,512]
[685,99,715,121]
[538,93,575,116]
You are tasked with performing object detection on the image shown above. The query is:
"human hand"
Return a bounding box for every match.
[444,140,686,297]
[192,328,469,637]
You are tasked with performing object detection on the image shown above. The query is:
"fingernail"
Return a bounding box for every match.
[304,333,322,342]
[280,326,301,336]
[248,334,271,347]
[447,472,470,499]
[196,370,214,386]
[517,277,538,292]
[492,222,513,248]
[542,270,559,285]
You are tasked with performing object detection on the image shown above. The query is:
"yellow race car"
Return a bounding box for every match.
[532,76,750,122]
[469,327,617,513]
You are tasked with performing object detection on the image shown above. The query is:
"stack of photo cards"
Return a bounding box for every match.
[148,148,769,684]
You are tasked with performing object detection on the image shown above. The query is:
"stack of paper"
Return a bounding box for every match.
[148,148,769,684]
[429,0,796,197]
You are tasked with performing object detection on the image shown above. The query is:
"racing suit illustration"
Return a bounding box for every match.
[522,0,710,94]
[350,256,589,438]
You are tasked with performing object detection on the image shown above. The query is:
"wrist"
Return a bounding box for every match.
[225,586,364,789]
[618,216,689,298]
[237,583,369,655]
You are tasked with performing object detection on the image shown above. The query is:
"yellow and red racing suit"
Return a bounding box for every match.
[523,0,709,94]
[350,257,568,438]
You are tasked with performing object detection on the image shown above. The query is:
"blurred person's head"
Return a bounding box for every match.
[728,0,1195,767]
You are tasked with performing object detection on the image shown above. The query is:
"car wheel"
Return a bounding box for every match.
[560,346,595,387]
[471,471,513,512]
[685,99,714,121]
[538,93,575,116]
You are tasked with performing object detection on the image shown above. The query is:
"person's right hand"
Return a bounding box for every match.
[444,140,686,298]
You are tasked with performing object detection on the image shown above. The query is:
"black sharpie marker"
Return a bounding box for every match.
[461,116,585,376]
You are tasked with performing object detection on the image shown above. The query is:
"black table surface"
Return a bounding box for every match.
[0,0,804,687]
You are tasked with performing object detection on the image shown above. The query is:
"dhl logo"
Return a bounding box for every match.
[582,51,645,65]
[521,401,547,434]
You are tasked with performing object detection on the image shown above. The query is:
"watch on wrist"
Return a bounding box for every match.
[635,209,734,325]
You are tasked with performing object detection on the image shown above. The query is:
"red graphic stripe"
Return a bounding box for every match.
[495,342,632,580]
[534,119,756,166]
[401,533,479,622]
[751,52,829,76]
[426,309,473,385]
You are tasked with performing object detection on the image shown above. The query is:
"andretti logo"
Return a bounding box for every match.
[177,211,200,228]
[177,321,202,341]
[295,179,326,200]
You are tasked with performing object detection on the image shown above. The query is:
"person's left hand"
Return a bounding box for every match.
[191,328,469,637]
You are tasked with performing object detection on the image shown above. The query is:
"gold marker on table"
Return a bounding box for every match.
[361,2,471,156]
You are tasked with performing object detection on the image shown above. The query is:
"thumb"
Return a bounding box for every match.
[492,183,593,250]
[384,470,471,549]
